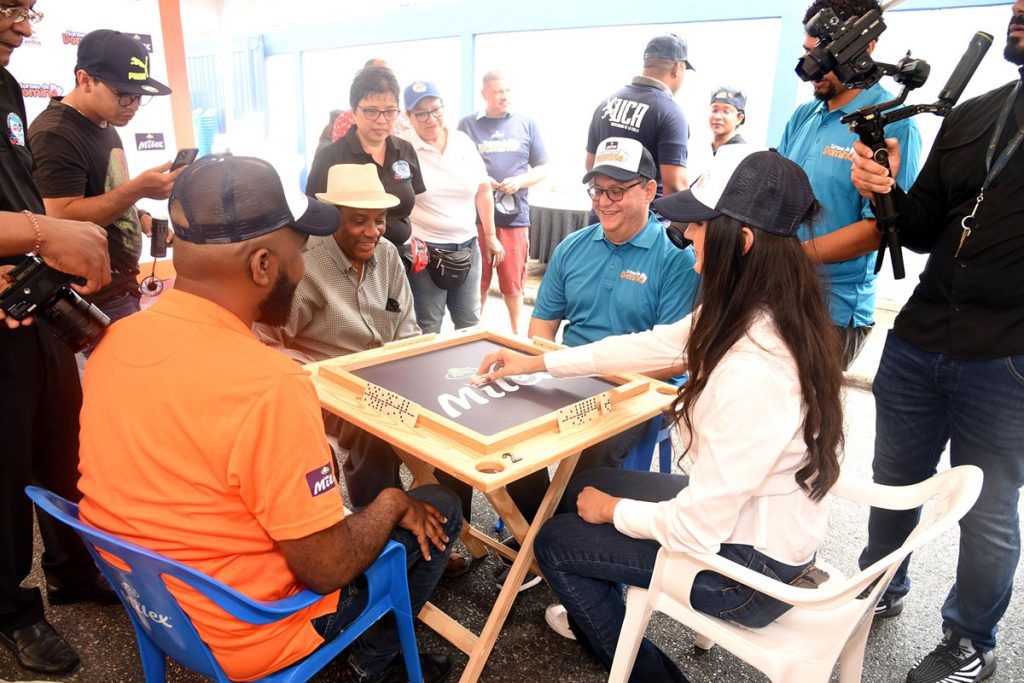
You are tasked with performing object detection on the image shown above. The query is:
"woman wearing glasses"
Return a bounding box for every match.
[398,80,504,335]
[475,148,844,682]
[306,65,424,251]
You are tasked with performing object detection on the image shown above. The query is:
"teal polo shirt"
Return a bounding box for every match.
[533,211,699,348]
[778,83,922,327]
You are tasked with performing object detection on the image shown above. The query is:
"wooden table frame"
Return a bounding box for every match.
[308,328,675,682]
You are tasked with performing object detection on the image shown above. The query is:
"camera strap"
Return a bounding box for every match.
[956,82,1024,258]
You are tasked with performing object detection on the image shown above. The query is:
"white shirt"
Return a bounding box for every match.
[545,311,829,566]
[400,126,488,244]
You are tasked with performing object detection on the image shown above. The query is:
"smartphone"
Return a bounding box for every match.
[170,148,199,171]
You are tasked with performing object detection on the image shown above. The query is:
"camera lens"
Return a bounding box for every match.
[43,288,111,353]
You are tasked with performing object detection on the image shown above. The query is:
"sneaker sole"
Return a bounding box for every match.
[494,571,543,593]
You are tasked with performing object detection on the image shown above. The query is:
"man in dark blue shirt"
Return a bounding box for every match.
[586,34,692,197]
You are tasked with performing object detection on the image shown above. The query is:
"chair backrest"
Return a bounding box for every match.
[26,486,244,679]
[831,465,983,601]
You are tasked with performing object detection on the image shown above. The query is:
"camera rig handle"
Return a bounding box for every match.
[839,32,993,279]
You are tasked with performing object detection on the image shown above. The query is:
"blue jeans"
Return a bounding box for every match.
[408,237,480,335]
[535,469,810,683]
[859,331,1024,651]
[311,485,462,678]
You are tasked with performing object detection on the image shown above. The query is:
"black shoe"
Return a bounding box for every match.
[0,619,80,674]
[856,586,904,620]
[497,537,520,566]
[338,652,452,683]
[47,574,119,605]
[906,630,996,683]
[873,593,904,619]
[442,550,473,580]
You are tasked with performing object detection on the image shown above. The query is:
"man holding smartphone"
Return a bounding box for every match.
[28,29,181,324]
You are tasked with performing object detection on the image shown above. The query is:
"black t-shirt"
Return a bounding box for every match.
[305,126,425,248]
[0,67,45,268]
[28,100,142,304]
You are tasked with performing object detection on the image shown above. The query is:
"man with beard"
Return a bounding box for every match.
[28,29,182,324]
[77,156,460,683]
[829,5,1024,681]
[779,0,922,368]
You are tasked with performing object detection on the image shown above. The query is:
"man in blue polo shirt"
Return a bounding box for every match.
[779,0,922,368]
[531,137,698,349]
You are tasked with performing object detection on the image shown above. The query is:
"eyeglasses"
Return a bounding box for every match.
[666,222,690,250]
[587,180,643,203]
[0,6,43,24]
[99,81,152,108]
[410,105,444,122]
[359,107,401,122]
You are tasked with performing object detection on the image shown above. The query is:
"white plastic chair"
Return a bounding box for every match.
[608,465,983,683]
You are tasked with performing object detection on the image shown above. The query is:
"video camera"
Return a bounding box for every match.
[795,3,992,279]
[0,255,110,352]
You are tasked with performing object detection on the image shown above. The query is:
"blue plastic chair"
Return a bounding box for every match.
[25,486,423,683]
[623,415,674,473]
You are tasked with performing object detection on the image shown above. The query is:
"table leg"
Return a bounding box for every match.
[457,451,581,682]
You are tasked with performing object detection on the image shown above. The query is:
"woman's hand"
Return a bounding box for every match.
[473,348,545,384]
[576,486,622,525]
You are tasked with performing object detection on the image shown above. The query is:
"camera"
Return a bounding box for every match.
[796,7,887,88]
[0,255,110,352]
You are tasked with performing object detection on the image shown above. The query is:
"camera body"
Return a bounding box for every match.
[796,7,887,88]
[0,255,110,352]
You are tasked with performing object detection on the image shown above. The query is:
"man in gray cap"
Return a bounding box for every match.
[586,34,693,197]
[709,86,747,153]
[28,29,183,324]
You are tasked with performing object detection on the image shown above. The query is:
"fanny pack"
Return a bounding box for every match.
[427,245,473,291]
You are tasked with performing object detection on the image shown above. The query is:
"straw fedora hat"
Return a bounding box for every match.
[315,163,400,209]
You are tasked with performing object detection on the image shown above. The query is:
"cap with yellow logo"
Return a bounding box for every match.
[75,29,172,97]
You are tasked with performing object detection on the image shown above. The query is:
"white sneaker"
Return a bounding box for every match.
[544,603,576,640]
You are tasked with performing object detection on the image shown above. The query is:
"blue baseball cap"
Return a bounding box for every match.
[643,34,695,71]
[403,81,442,111]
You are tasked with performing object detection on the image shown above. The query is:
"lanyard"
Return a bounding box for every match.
[957,82,1024,258]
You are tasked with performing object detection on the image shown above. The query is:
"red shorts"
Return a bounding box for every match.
[477,224,529,297]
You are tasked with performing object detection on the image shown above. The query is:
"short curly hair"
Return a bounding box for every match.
[803,0,880,24]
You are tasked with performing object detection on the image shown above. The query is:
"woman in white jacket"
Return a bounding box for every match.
[475,147,845,683]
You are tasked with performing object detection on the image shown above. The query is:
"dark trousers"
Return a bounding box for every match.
[836,323,873,370]
[338,420,403,510]
[0,324,98,631]
[435,420,648,525]
[312,485,461,678]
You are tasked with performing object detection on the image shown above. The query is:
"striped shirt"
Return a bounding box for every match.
[254,235,420,363]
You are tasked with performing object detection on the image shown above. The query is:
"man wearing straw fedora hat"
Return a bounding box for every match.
[255,163,421,512]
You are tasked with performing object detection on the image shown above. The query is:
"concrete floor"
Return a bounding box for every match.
[2,278,1022,683]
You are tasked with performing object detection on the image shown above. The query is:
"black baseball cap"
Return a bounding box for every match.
[169,156,340,244]
[710,86,747,112]
[644,34,695,71]
[653,147,815,237]
[583,138,658,184]
[76,29,171,96]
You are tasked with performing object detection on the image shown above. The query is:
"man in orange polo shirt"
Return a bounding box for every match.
[77,156,460,683]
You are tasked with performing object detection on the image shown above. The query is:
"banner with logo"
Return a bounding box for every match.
[10,0,177,195]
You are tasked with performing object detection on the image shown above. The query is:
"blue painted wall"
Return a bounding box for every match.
[253,0,1006,154]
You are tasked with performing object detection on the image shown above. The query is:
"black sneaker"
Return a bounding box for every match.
[338,652,452,683]
[874,593,904,619]
[856,586,904,620]
[906,631,996,683]
[496,537,520,566]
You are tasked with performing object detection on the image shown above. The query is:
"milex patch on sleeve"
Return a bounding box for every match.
[305,463,337,497]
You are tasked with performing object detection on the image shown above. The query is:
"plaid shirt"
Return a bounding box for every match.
[254,235,420,364]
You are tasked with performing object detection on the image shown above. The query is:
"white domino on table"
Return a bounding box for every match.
[362,384,421,427]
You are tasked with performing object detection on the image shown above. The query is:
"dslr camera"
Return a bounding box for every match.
[796,7,887,88]
[0,255,110,352]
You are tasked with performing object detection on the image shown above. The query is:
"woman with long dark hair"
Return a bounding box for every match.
[474,148,845,682]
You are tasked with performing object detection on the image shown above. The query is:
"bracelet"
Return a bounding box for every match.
[22,210,43,256]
